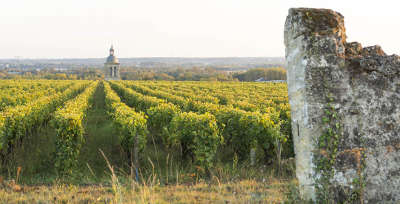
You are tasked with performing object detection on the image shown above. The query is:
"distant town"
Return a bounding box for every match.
[0,57,286,81]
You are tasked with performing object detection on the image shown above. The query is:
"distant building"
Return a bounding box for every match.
[104,45,120,80]
[7,71,21,75]
[255,77,286,83]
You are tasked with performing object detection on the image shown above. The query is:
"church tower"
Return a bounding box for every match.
[104,45,120,80]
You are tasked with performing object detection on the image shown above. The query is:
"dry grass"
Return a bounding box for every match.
[0,178,293,203]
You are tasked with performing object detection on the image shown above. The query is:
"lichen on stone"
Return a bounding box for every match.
[285,7,400,203]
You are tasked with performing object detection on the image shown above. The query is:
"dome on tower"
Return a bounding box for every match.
[106,55,119,64]
[105,45,119,64]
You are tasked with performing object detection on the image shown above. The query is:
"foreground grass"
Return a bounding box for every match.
[0,178,294,203]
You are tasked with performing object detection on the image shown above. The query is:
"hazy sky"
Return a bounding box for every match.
[0,0,399,58]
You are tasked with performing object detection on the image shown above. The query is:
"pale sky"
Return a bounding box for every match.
[0,0,399,58]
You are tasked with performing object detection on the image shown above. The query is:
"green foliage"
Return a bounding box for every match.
[0,79,294,188]
[147,103,181,142]
[0,81,89,166]
[278,104,294,157]
[109,81,164,111]
[119,81,293,162]
[3,68,104,80]
[215,108,281,161]
[314,101,340,200]
[313,96,366,202]
[0,80,73,111]
[53,81,98,176]
[103,82,148,160]
[120,67,236,81]
[125,82,188,111]
[112,104,148,157]
[168,112,222,172]
[233,67,287,81]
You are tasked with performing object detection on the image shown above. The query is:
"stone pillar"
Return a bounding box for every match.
[285,8,400,202]
[284,8,347,200]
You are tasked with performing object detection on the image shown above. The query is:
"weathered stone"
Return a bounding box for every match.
[285,8,400,202]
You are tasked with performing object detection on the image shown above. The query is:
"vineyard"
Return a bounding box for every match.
[0,80,295,203]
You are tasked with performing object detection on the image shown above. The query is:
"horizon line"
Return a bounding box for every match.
[0,56,285,60]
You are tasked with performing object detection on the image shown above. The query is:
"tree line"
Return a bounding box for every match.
[0,67,286,81]
[121,67,286,81]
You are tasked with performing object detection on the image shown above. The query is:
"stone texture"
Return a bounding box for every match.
[285,8,400,202]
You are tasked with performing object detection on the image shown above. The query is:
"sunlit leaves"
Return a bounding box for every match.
[53,81,98,176]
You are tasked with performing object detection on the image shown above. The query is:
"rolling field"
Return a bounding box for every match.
[0,80,296,203]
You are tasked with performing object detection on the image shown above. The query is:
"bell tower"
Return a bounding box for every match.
[104,45,120,80]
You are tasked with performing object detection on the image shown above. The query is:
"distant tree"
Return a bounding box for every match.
[68,74,78,80]
[233,67,286,81]
[55,73,68,80]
